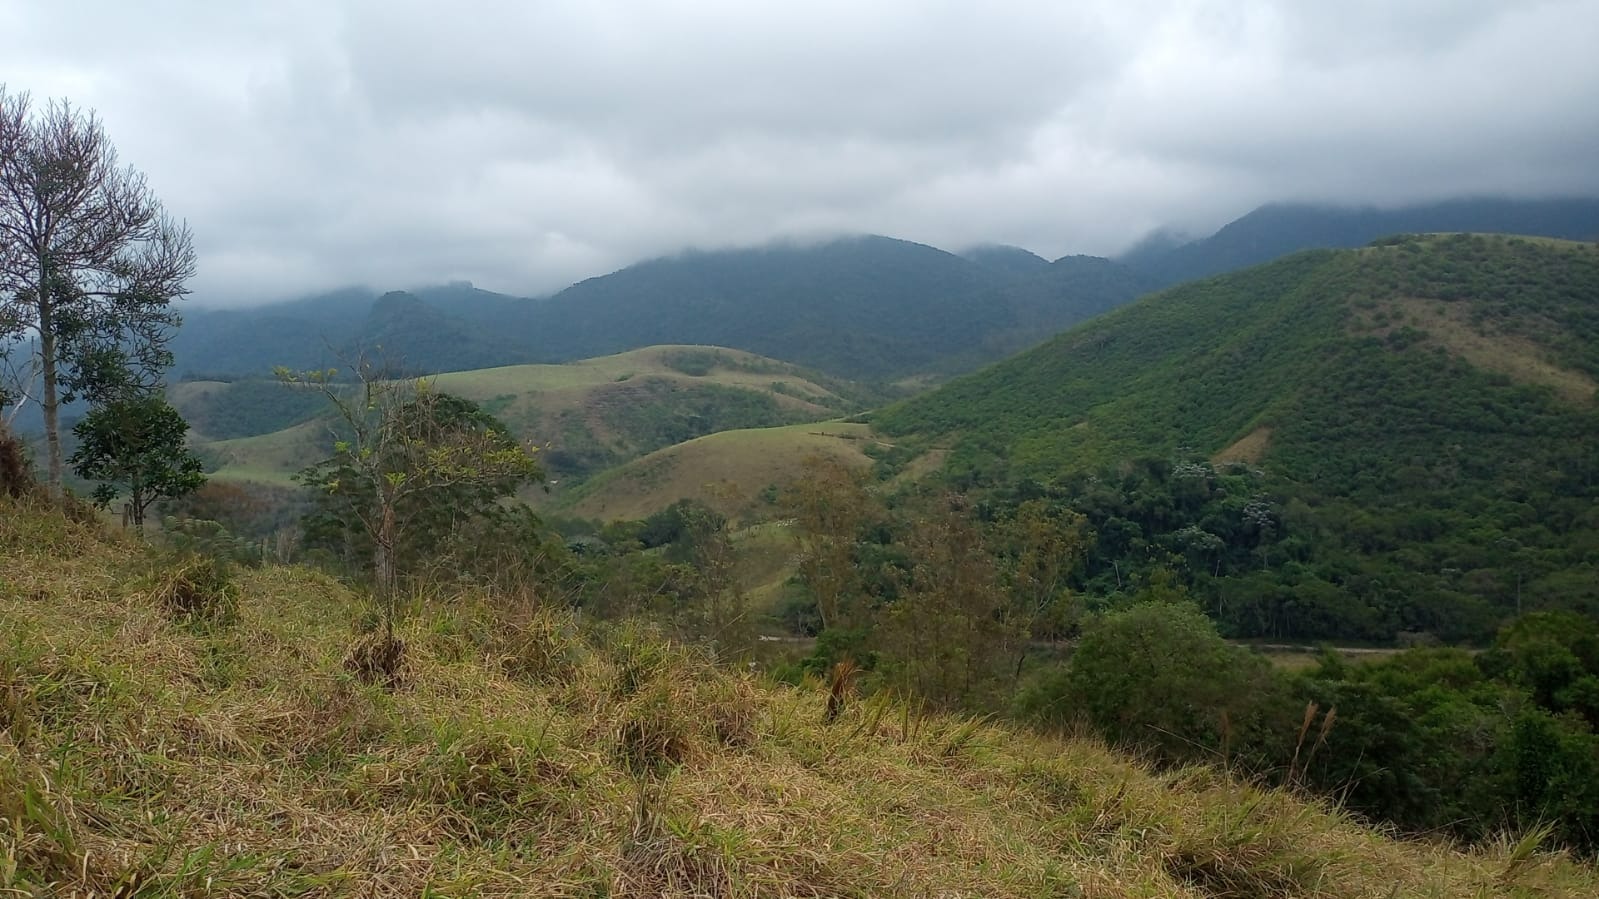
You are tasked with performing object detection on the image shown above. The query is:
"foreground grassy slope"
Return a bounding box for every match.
[189,345,868,487]
[4,499,1594,897]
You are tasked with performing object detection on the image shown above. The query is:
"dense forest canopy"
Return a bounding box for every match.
[877,234,1599,643]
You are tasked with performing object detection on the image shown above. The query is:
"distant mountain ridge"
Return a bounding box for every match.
[1120,196,1599,287]
[167,196,1599,384]
[172,235,1146,381]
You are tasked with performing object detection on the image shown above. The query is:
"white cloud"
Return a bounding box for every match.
[2,0,1596,304]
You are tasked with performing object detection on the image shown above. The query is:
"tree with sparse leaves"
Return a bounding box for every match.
[279,358,542,644]
[783,454,875,632]
[0,86,195,494]
[68,394,204,533]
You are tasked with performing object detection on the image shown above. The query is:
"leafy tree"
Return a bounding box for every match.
[1021,598,1291,767]
[280,359,541,643]
[783,454,875,632]
[992,499,1088,679]
[68,395,204,532]
[0,87,195,494]
[878,495,1016,709]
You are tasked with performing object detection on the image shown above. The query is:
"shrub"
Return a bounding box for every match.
[127,552,240,627]
[1018,601,1294,769]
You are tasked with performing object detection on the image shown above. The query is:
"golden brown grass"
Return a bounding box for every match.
[3,496,1597,897]
[1352,297,1597,404]
[1213,426,1273,465]
[565,421,874,523]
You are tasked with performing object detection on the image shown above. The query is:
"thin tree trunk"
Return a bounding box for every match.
[37,282,63,495]
[375,495,397,638]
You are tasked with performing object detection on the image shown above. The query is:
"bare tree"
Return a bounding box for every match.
[0,86,196,494]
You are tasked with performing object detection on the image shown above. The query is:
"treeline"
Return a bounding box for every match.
[739,461,1599,854]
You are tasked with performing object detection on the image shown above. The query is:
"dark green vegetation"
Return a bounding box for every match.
[1122,196,1599,288]
[68,395,204,532]
[1020,602,1599,854]
[173,237,1149,382]
[741,463,1599,855]
[168,377,327,440]
[877,234,1599,644]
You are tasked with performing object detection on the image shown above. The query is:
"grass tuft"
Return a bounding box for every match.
[126,552,240,626]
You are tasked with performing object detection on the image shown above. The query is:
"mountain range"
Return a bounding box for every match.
[170,196,1599,383]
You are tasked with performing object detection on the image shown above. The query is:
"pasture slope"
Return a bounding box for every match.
[184,345,870,490]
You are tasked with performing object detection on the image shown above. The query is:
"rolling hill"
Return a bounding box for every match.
[559,419,878,523]
[185,345,875,488]
[877,233,1599,641]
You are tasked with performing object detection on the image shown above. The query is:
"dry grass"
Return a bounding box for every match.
[565,421,875,523]
[1353,297,1597,404]
[3,496,1597,897]
[1213,426,1273,465]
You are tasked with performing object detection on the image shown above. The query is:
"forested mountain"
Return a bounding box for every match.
[959,243,1052,276]
[876,234,1599,642]
[1121,196,1599,287]
[515,236,998,379]
[166,198,1599,384]
[167,237,1145,382]
[168,287,377,378]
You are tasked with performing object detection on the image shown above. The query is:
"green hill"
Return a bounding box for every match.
[187,346,876,487]
[560,420,879,523]
[877,234,1599,641]
[5,496,1596,896]
[515,235,1118,380]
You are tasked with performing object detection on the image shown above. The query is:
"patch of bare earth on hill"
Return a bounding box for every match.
[1355,297,1597,404]
[1214,426,1272,464]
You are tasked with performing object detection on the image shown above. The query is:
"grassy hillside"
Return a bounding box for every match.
[189,346,872,488]
[5,497,1595,897]
[168,379,327,442]
[877,234,1599,639]
[561,420,878,523]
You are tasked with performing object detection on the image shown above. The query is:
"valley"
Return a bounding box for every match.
[9,15,1599,892]
[12,197,1599,883]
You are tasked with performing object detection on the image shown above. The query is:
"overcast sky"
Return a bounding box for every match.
[4,1,1598,305]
